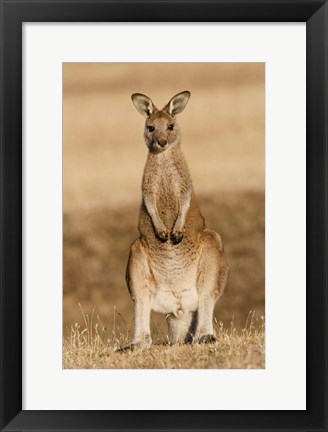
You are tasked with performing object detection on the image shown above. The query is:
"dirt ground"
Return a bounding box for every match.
[63,63,265,367]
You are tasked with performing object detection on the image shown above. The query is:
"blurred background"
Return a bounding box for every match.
[63,63,265,337]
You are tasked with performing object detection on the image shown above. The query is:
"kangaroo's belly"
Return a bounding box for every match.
[148,250,199,315]
[151,284,198,316]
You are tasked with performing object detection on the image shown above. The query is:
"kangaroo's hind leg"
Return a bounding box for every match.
[117,239,152,352]
[193,230,229,343]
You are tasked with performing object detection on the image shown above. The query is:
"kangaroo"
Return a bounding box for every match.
[120,91,228,351]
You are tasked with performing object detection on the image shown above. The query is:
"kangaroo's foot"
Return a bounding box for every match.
[171,230,183,245]
[198,334,217,344]
[115,339,152,353]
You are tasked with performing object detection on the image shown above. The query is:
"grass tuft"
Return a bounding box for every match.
[63,308,265,369]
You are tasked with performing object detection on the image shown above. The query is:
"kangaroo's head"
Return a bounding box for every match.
[131,91,190,154]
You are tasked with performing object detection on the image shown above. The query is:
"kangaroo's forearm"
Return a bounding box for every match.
[144,194,167,233]
[173,188,192,232]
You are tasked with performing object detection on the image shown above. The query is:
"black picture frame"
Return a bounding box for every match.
[0,1,327,431]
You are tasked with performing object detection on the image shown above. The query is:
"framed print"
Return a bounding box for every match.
[0,0,327,431]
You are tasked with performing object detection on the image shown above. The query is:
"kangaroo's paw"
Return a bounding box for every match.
[157,230,169,242]
[171,231,183,245]
[115,340,152,353]
[198,334,217,344]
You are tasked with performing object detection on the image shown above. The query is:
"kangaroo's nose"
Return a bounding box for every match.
[158,139,167,148]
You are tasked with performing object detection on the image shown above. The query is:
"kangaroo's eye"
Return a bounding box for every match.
[168,124,174,131]
[147,126,155,132]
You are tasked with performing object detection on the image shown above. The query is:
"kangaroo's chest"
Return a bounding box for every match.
[156,165,181,226]
[157,164,180,198]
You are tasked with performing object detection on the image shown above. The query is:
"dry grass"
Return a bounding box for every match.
[63,308,265,369]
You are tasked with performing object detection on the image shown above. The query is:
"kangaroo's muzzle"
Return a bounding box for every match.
[150,140,168,152]
[158,139,167,148]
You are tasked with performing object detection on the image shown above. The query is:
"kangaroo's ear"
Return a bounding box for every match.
[131,93,156,118]
[165,91,191,116]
